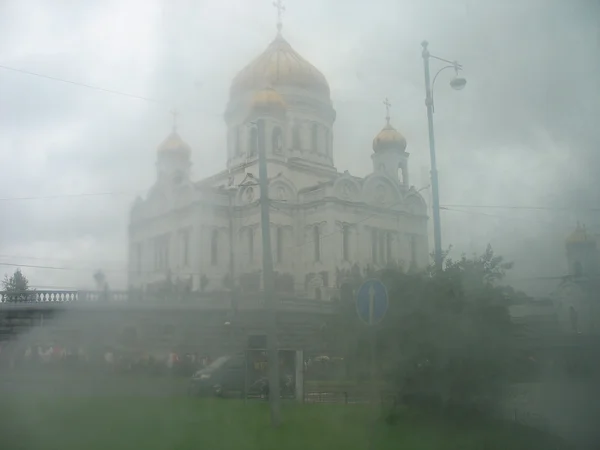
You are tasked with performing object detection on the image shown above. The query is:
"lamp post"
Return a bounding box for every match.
[421,40,466,272]
[256,118,281,426]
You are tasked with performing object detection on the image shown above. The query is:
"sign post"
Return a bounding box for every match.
[356,279,388,450]
[356,279,389,326]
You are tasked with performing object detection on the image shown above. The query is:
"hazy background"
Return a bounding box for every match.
[0,0,599,294]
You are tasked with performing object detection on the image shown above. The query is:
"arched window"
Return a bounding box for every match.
[314,225,321,262]
[272,126,283,154]
[249,127,258,156]
[398,164,405,183]
[325,128,330,157]
[311,123,318,153]
[276,227,284,263]
[135,242,142,274]
[180,229,190,267]
[386,232,393,263]
[342,225,350,261]
[211,229,219,265]
[248,228,254,262]
[315,287,322,301]
[235,127,242,156]
[292,123,301,149]
[371,229,378,262]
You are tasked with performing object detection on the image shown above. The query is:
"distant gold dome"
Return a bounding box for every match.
[250,87,287,114]
[230,33,330,98]
[372,122,407,152]
[157,130,191,155]
[566,223,596,245]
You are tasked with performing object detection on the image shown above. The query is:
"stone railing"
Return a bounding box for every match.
[0,290,78,303]
[0,290,338,314]
[0,290,128,304]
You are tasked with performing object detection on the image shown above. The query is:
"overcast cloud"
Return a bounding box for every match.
[0,0,598,293]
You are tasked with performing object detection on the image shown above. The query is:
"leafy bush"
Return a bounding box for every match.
[336,245,521,414]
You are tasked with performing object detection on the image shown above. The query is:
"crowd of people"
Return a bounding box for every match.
[0,341,213,376]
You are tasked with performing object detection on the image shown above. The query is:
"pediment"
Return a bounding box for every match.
[405,191,428,215]
[269,174,298,203]
[362,173,402,207]
[333,175,361,202]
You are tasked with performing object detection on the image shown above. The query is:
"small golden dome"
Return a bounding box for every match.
[230,33,330,98]
[157,130,191,155]
[372,122,407,152]
[566,223,596,245]
[250,87,287,114]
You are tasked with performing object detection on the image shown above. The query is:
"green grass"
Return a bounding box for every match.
[0,395,569,450]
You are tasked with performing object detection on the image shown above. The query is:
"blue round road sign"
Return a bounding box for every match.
[356,279,389,325]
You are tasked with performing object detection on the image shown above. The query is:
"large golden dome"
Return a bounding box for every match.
[372,122,407,153]
[230,32,330,98]
[250,87,287,115]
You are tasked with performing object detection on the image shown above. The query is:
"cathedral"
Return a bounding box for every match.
[128,18,429,299]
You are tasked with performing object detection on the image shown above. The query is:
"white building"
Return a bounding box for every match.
[553,223,600,335]
[128,24,429,299]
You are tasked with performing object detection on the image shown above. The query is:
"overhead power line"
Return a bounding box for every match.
[0,254,127,266]
[0,63,222,119]
[0,191,137,202]
[0,262,83,271]
[1,188,599,214]
[443,204,600,212]
[0,63,166,105]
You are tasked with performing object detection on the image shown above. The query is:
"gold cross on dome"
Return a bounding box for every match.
[273,0,285,32]
[170,108,179,130]
[383,97,391,124]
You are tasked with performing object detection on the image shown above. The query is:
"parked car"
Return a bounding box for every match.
[188,355,295,398]
[188,355,245,397]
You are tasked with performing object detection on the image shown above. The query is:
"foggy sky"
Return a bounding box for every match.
[0,0,598,293]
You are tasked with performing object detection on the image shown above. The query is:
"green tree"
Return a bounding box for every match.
[2,268,30,292]
[337,245,523,415]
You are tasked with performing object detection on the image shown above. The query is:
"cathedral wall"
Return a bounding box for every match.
[129,205,196,289]
[129,187,429,297]
[194,206,232,292]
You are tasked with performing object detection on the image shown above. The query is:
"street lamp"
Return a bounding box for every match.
[421,40,466,272]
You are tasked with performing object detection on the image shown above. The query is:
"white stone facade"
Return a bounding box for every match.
[552,225,600,335]
[128,30,429,299]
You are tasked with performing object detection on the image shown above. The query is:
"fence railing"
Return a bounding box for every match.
[0,290,128,304]
[0,290,338,314]
[303,390,397,405]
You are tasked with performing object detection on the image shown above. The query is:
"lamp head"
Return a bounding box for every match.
[450,76,467,91]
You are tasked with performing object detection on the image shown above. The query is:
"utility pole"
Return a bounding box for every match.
[421,41,466,272]
[256,118,281,426]
[226,189,237,354]
[227,191,237,316]
[422,42,443,272]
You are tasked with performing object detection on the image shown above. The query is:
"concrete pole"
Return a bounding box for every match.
[422,41,443,272]
[257,118,281,426]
